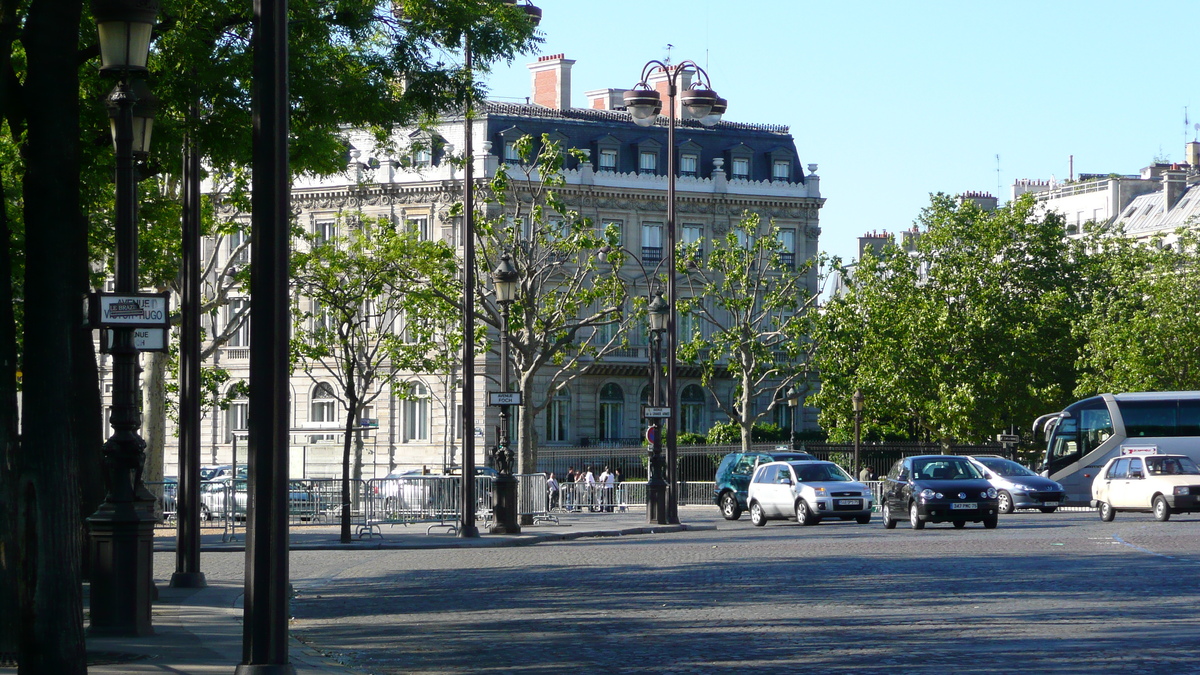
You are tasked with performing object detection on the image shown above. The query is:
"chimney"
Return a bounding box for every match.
[646,65,693,117]
[527,54,575,110]
[859,231,891,259]
[585,88,626,110]
[1163,170,1186,210]
[1187,141,1200,168]
[959,191,998,212]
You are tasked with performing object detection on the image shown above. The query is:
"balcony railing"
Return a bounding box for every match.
[642,246,663,264]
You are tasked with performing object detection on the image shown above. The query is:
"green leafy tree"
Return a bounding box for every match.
[468,135,629,489]
[677,212,822,454]
[1074,224,1200,394]
[291,215,459,543]
[812,193,1080,445]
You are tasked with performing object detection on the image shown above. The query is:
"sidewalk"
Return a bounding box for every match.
[3,509,715,675]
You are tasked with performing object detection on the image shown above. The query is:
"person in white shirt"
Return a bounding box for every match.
[546,472,560,509]
[599,466,616,512]
[584,466,596,511]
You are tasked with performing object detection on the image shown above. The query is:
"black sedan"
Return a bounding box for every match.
[881,455,1000,530]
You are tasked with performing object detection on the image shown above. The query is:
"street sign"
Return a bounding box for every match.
[89,292,171,328]
[359,418,379,428]
[643,406,672,419]
[99,327,169,353]
[645,425,659,444]
[489,392,521,406]
[996,433,1020,444]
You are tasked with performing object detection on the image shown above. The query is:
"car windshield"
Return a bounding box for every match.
[979,458,1037,477]
[1146,456,1200,476]
[912,458,983,480]
[793,463,852,482]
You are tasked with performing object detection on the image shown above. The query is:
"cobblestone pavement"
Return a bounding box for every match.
[161,506,1200,674]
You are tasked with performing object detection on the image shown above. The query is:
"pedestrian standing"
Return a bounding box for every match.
[565,466,578,511]
[546,472,560,510]
[584,466,596,511]
[859,465,872,482]
[601,466,616,512]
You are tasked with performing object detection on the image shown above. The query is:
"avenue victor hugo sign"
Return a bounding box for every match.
[88,291,171,353]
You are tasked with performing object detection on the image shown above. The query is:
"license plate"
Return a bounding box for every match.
[1043,501,1058,507]
[836,499,861,506]
[951,502,977,510]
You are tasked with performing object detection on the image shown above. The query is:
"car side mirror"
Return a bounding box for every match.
[898,471,908,481]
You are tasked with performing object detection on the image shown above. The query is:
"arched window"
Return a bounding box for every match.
[681,385,705,434]
[310,383,338,443]
[598,383,624,441]
[403,382,429,442]
[545,387,571,443]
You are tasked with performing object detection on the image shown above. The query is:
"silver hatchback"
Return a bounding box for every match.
[747,461,873,526]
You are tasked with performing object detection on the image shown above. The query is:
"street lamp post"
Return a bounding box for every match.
[625,59,724,524]
[852,389,864,477]
[87,0,159,637]
[458,0,540,538]
[646,292,669,524]
[786,386,799,451]
[490,254,520,534]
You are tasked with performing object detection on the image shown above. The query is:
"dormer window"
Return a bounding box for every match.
[497,125,529,165]
[504,141,521,163]
[412,146,432,167]
[732,157,750,180]
[599,148,618,172]
[773,160,791,182]
[680,153,699,176]
[639,151,658,174]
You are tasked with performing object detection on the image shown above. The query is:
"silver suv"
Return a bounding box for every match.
[747,460,873,526]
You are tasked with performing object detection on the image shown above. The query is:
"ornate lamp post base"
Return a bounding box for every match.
[87,503,156,636]
[489,473,522,534]
[646,476,668,524]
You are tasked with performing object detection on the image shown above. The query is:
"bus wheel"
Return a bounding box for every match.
[1099,501,1115,522]
[1154,495,1172,522]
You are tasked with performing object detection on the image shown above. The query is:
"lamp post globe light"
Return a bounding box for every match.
[87,0,159,637]
[852,389,865,477]
[645,292,669,524]
[625,58,723,524]
[489,253,521,534]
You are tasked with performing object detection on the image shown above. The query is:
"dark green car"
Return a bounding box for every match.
[713,449,816,520]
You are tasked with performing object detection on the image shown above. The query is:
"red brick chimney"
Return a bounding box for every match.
[527,54,575,109]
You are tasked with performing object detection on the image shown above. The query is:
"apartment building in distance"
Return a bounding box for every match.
[129,54,825,478]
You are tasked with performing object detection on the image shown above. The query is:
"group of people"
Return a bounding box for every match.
[545,465,622,512]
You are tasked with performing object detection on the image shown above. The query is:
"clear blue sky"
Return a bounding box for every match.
[480,0,1195,265]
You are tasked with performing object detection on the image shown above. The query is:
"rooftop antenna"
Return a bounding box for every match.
[665,43,673,65]
[995,153,1001,194]
[1186,107,1190,147]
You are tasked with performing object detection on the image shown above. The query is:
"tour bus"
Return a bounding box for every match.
[1034,392,1200,504]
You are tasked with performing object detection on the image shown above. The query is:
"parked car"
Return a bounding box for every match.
[1091,453,1200,522]
[747,460,873,527]
[199,477,318,521]
[881,455,999,530]
[713,449,817,521]
[968,455,1066,514]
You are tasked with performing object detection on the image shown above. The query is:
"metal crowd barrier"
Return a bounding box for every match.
[557,482,628,513]
[516,473,557,525]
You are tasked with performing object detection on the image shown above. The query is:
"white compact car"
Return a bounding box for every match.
[1091,453,1200,522]
[747,460,873,526]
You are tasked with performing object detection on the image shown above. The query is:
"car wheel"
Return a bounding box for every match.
[882,503,897,529]
[200,503,210,522]
[1039,506,1058,514]
[1154,495,1172,522]
[720,492,743,521]
[856,513,871,525]
[795,500,820,526]
[953,520,966,529]
[1099,501,1115,522]
[750,501,767,527]
[997,491,1014,514]
[983,515,998,529]
[909,502,925,530]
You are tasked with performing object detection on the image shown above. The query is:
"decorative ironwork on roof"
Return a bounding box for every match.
[481,100,790,135]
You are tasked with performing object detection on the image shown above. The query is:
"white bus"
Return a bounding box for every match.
[1035,392,1200,504]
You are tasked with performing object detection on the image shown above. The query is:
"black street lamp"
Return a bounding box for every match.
[489,253,520,534]
[87,0,159,638]
[646,292,669,524]
[625,59,723,524]
[852,389,864,477]
[786,386,800,451]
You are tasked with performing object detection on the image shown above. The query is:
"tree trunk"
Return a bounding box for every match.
[517,372,537,526]
[71,220,104,583]
[740,371,754,454]
[339,366,357,543]
[142,350,168,517]
[17,0,88,670]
